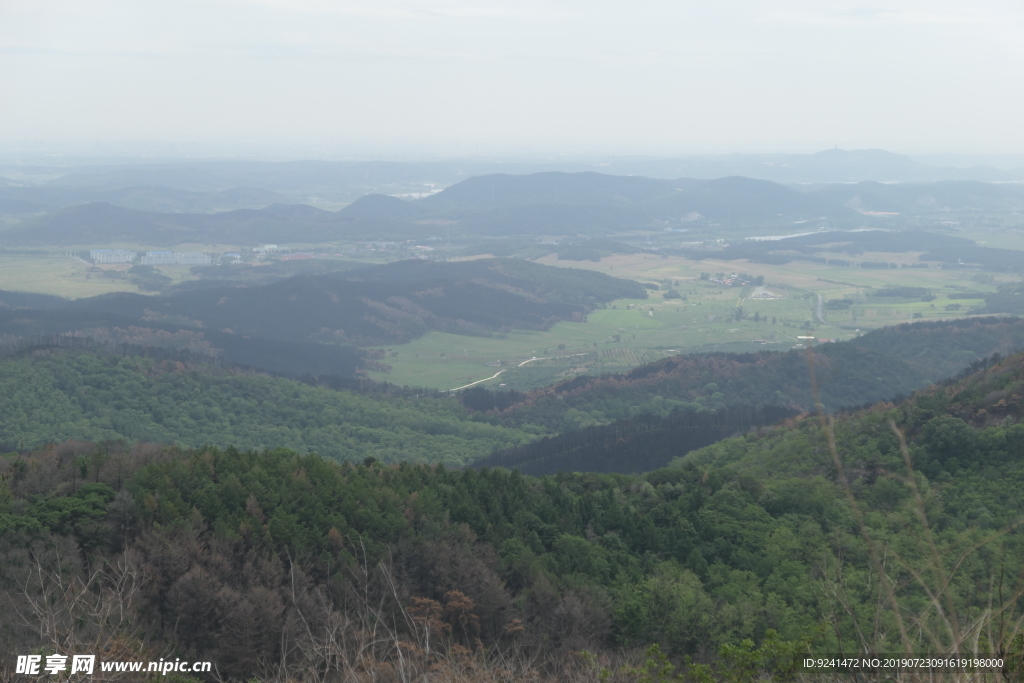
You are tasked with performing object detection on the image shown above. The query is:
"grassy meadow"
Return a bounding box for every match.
[0,254,152,298]
[0,252,289,298]
[369,249,1015,390]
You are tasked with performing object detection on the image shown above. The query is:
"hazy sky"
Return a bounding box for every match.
[2,0,1023,156]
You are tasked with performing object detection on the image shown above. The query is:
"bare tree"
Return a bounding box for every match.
[9,541,151,681]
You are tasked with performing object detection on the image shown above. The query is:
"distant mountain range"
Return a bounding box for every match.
[811,179,1024,214]
[5,170,1024,247]
[603,148,1024,184]
[0,185,283,215]
[2,148,1022,218]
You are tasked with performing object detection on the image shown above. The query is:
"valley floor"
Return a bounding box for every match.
[369,251,1010,390]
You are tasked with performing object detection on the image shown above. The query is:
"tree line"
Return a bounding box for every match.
[3,349,1024,680]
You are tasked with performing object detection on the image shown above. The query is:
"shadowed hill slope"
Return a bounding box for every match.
[0,260,644,378]
[475,404,798,475]
[61,258,644,345]
[678,347,1024,484]
[477,325,1024,476]
[470,317,1024,436]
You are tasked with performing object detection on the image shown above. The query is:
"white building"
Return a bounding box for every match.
[140,251,212,266]
[90,249,136,264]
[140,252,176,265]
[175,252,213,266]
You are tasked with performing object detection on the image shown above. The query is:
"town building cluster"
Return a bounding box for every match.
[140,252,212,266]
[707,274,749,286]
[89,249,215,266]
[89,249,137,264]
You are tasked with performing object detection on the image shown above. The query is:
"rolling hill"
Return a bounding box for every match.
[0,172,861,245]
[472,317,1024,436]
[417,171,689,210]
[7,169,1024,247]
[0,259,645,378]
[808,179,1024,215]
[0,348,532,463]
[63,258,644,345]
[0,308,366,378]
[1,201,352,246]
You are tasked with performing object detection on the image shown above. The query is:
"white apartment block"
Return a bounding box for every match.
[139,251,213,266]
[140,252,176,265]
[90,249,137,264]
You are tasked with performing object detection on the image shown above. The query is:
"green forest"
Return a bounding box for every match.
[478,317,1024,434]
[0,352,537,465]
[2,315,1023,470]
[2,348,1024,681]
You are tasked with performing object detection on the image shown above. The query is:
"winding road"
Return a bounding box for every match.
[447,353,588,392]
[814,293,826,324]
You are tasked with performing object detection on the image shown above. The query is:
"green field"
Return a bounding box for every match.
[369,287,829,391]
[1,238,1019,392]
[0,255,147,298]
[369,249,1017,390]
[965,226,1024,251]
[0,254,225,298]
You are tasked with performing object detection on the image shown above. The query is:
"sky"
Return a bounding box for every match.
[1,0,1023,157]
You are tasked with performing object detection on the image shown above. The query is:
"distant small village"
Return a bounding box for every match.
[701,272,764,287]
[88,239,440,266]
[90,249,224,266]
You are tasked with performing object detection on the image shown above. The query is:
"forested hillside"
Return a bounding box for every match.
[681,346,1024,480]
[476,404,797,475]
[472,317,1024,434]
[3,350,1024,681]
[0,310,366,377]
[978,282,1024,315]
[473,319,1024,475]
[1,258,645,350]
[4,317,1022,469]
[0,350,535,464]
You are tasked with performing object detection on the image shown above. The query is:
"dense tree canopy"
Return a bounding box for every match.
[0,351,536,464]
[2,351,1023,681]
